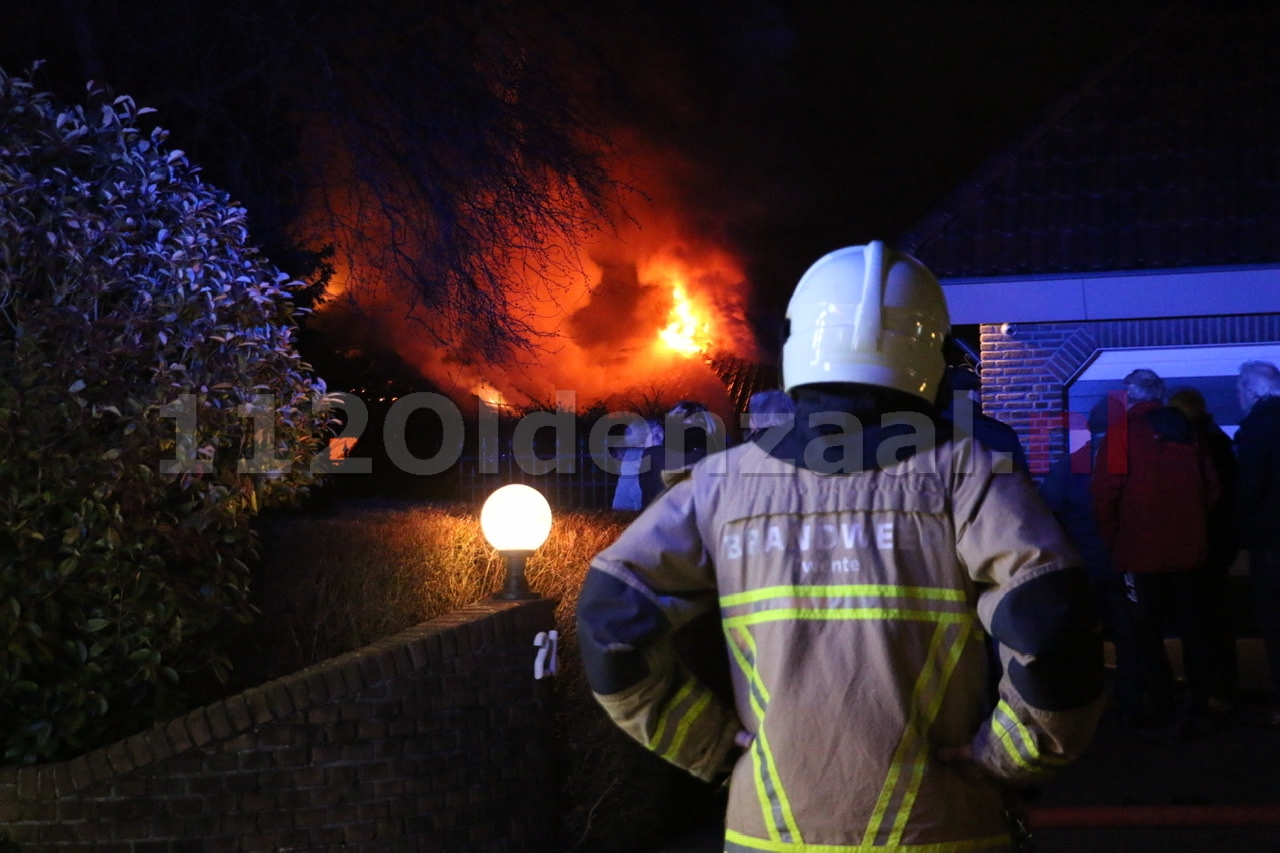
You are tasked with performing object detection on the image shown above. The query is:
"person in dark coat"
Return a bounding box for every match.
[937,363,1028,474]
[638,400,726,510]
[1234,360,1280,725]
[1039,396,1126,639]
[1171,385,1241,706]
[741,389,795,445]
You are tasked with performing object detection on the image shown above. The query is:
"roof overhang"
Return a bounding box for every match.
[941,263,1280,324]
[1075,342,1280,381]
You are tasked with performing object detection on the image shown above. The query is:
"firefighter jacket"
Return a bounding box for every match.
[577,417,1105,852]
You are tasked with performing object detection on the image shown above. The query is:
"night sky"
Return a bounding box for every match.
[579,1,1173,332]
[0,0,1174,378]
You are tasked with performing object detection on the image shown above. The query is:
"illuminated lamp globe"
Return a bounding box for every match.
[481,484,552,599]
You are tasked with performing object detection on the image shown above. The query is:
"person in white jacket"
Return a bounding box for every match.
[576,242,1105,852]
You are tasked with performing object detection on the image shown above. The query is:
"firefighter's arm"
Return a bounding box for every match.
[575,478,742,782]
[969,563,1106,784]
[954,445,1106,785]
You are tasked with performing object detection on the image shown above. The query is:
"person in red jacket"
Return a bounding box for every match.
[1091,368,1221,739]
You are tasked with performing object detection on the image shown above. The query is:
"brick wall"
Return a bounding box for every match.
[979,314,1280,474]
[0,599,558,851]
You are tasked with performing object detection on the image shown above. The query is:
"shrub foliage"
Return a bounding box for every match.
[0,67,332,763]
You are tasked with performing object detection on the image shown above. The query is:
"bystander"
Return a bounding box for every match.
[1233,360,1280,725]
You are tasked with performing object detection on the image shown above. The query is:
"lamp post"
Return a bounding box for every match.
[480,484,552,600]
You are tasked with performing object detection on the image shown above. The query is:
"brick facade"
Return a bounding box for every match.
[0,599,557,851]
[980,314,1280,475]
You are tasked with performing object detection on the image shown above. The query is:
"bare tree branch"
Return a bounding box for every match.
[1,0,622,362]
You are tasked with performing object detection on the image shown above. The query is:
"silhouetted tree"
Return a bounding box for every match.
[1,0,619,361]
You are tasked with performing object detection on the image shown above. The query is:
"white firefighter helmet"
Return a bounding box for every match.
[781,241,950,402]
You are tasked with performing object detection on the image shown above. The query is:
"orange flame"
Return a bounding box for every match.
[304,131,762,420]
[327,435,360,462]
[473,381,507,410]
[657,281,711,356]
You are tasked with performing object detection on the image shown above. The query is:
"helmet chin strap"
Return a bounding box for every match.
[852,240,884,353]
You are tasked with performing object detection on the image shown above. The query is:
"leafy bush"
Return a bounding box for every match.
[0,67,332,763]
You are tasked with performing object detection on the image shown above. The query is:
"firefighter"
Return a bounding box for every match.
[576,242,1105,851]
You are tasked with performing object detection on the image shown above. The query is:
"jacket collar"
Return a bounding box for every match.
[768,394,953,472]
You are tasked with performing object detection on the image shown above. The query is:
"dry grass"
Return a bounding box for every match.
[229,498,722,851]
[238,500,617,675]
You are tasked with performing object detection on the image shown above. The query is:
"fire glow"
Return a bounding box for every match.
[305,136,763,419]
[657,281,712,357]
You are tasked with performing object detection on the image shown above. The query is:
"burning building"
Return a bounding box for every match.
[306,133,779,430]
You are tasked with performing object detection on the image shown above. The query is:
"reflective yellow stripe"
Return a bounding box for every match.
[863,623,948,845]
[860,619,975,846]
[659,688,713,763]
[725,827,1010,852]
[993,706,1036,771]
[717,584,981,848]
[722,584,967,607]
[890,620,973,845]
[748,736,775,842]
[727,627,803,844]
[991,699,1069,771]
[726,630,779,840]
[721,585,972,630]
[732,624,772,708]
[725,607,972,629]
[650,678,696,751]
[742,628,804,844]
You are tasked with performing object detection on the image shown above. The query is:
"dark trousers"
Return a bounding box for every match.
[1195,550,1240,699]
[1114,571,1211,723]
[1248,548,1280,700]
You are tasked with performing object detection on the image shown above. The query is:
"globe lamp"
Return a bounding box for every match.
[481,484,552,600]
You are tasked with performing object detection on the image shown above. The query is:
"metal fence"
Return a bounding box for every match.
[455,452,620,510]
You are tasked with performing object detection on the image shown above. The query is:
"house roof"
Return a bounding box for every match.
[899,1,1280,280]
